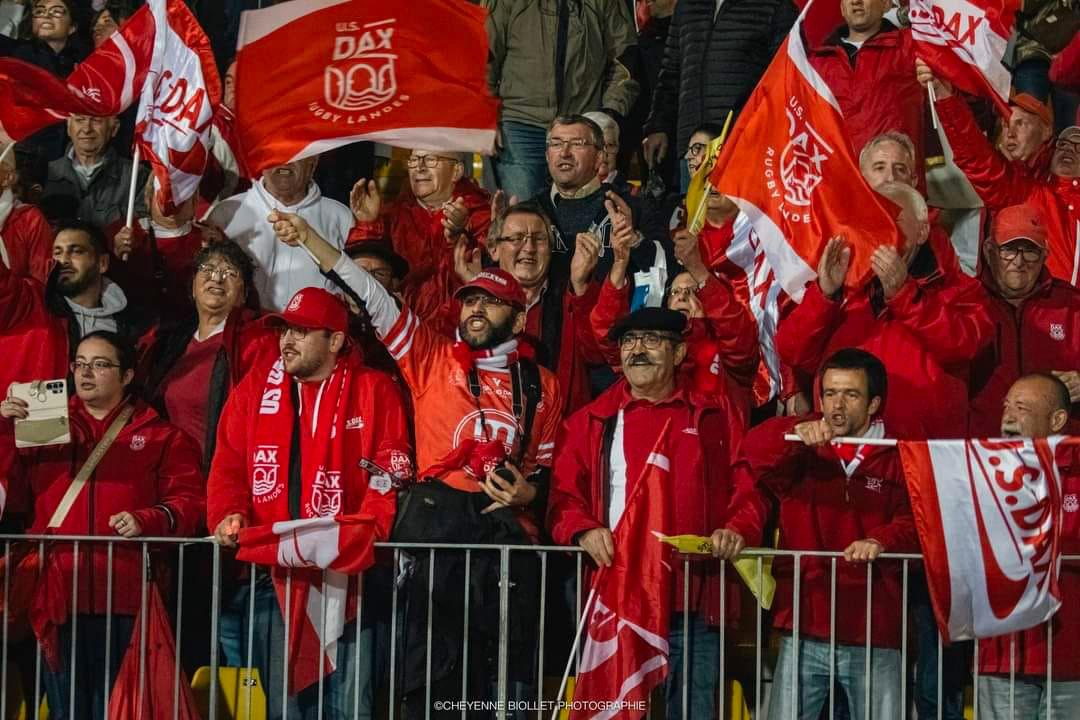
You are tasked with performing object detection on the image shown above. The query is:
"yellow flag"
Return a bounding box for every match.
[684,110,733,236]
[656,532,775,610]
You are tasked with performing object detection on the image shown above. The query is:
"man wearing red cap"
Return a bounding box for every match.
[997,93,1055,169]
[268,210,563,717]
[207,286,411,719]
[969,204,1080,435]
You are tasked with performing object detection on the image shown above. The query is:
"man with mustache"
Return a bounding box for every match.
[977,373,1080,720]
[208,155,353,312]
[548,306,746,720]
[267,210,563,718]
[715,348,917,720]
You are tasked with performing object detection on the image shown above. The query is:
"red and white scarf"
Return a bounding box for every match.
[449,336,529,371]
[833,419,886,477]
[250,354,354,693]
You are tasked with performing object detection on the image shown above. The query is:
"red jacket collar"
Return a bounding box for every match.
[585,376,727,420]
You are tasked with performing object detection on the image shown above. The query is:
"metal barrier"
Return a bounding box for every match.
[0,534,1075,720]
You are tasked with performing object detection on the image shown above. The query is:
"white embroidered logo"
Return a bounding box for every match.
[1065,494,1079,513]
[252,445,282,501]
[129,435,146,451]
[1050,323,1066,341]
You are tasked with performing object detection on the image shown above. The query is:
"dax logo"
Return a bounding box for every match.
[325,19,398,113]
[1050,323,1066,341]
[129,434,146,451]
[252,444,281,500]
[1065,494,1079,513]
[287,293,304,312]
[309,469,343,516]
[780,103,834,208]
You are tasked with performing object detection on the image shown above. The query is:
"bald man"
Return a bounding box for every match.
[978,372,1080,720]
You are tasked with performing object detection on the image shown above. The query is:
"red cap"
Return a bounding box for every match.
[453,269,527,309]
[1010,92,1053,128]
[991,204,1049,249]
[267,287,349,334]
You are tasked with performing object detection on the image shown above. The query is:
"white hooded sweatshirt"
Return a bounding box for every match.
[64,277,128,336]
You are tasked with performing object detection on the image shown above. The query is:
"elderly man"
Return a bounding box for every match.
[457,200,604,413]
[208,156,353,312]
[776,181,992,438]
[42,115,148,229]
[918,61,1080,287]
[970,204,1080,435]
[348,149,490,333]
[486,0,639,202]
[0,142,52,283]
[716,348,917,720]
[548,306,746,720]
[209,287,409,720]
[267,210,562,718]
[976,373,1080,720]
[532,114,666,291]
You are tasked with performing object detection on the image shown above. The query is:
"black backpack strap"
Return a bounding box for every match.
[512,358,542,467]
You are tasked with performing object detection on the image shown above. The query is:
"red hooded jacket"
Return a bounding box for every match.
[16,399,204,616]
[348,178,491,335]
[936,93,1080,286]
[969,269,1080,436]
[977,444,1080,679]
[1,202,53,284]
[547,379,747,626]
[775,235,993,439]
[725,415,918,647]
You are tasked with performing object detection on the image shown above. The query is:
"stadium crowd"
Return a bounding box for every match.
[0,0,1078,719]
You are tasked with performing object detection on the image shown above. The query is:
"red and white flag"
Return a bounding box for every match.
[708,0,902,301]
[133,0,221,214]
[900,438,1073,642]
[908,0,1019,116]
[233,0,497,176]
[571,421,675,720]
[237,513,378,692]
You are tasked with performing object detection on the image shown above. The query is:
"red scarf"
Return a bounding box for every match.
[449,336,532,371]
[251,356,351,520]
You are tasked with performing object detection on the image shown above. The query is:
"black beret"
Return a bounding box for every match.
[607,307,688,342]
[344,241,410,280]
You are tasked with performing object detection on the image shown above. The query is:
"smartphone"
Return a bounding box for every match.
[9,380,70,448]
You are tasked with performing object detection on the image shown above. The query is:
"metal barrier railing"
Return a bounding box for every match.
[0,534,1075,720]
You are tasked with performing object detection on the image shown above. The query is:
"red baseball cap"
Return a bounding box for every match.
[267,287,349,334]
[454,269,527,309]
[1010,92,1053,128]
[991,204,1049,249]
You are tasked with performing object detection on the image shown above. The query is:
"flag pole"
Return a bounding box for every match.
[122,145,141,262]
[550,579,602,720]
[783,433,897,447]
[0,142,13,168]
[927,83,940,130]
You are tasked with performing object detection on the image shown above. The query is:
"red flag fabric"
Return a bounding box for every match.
[570,420,675,720]
[233,0,498,177]
[236,513,378,693]
[899,438,1073,642]
[133,0,221,214]
[708,0,902,302]
[107,584,200,720]
[908,0,1018,116]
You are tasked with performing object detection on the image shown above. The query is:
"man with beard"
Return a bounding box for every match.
[548,306,746,720]
[208,156,353,311]
[0,219,149,528]
[208,286,410,720]
[268,210,562,717]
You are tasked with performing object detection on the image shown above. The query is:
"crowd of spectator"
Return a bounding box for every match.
[0,0,1078,719]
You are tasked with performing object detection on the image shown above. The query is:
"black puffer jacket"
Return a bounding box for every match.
[644,0,796,155]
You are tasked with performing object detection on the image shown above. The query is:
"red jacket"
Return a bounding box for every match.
[726,415,918,647]
[16,399,204,616]
[547,379,747,626]
[937,93,1080,286]
[978,444,1080,679]
[1049,32,1080,93]
[969,269,1080,436]
[808,23,926,184]
[1,202,53,284]
[775,237,993,439]
[206,349,408,544]
[589,274,760,420]
[348,179,491,335]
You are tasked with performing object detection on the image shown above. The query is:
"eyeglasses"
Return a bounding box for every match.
[1055,137,1080,154]
[197,263,241,282]
[406,155,457,169]
[496,232,549,248]
[281,325,313,340]
[32,6,69,18]
[619,331,680,350]
[70,359,121,374]
[547,138,595,152]
[997,244,1044,264]
[461,293,507,309]
[685,143,707,159]
[667,286,697,302]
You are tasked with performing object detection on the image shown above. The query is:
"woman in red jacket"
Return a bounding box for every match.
[2,330,204,720]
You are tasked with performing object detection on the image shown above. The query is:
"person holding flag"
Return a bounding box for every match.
[548,306,748,720]
[208,286,410,720]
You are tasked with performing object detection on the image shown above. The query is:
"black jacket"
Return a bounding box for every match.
[644,0,796,154]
